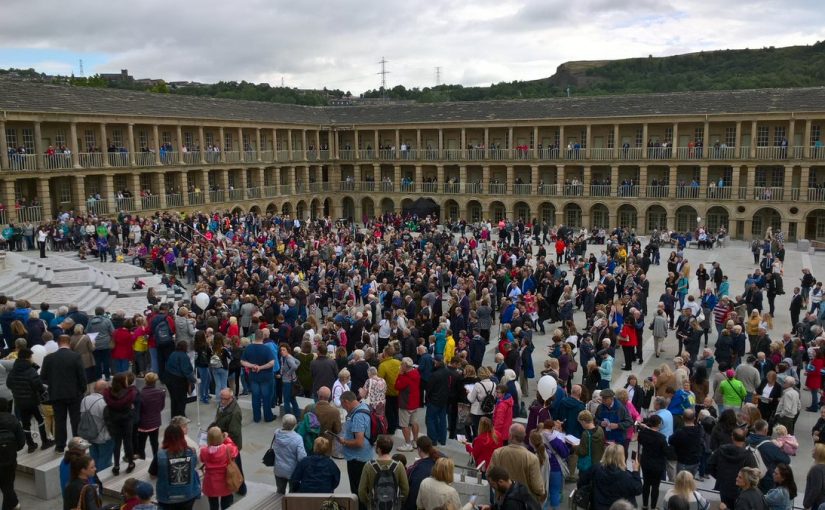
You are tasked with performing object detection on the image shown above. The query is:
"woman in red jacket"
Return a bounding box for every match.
[806,348,825,412]
[111,318,135,374]
[200,426,239,510]
[618,318,638,372]
[465,416,501,473]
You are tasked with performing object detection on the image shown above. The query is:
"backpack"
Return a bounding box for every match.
[479,382,496,414]
[153,316,173,345]
[370,460,400,510]
[354,408,387,445]
[747,442,769,478]
[78,398,103,442]
[296,411,321,453]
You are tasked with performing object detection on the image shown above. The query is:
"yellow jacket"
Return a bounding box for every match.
[444,336,456,364]
[378,357,402,397]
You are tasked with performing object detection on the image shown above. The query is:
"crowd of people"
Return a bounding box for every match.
[0,209,824,510]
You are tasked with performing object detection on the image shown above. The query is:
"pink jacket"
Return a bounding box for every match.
[199,437,239,497]
[625,401,641,441]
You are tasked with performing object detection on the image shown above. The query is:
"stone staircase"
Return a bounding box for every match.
[0,251,184,316]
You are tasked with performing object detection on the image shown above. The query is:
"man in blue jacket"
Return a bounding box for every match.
[747,419,790,492]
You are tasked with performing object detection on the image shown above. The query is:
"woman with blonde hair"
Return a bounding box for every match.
[416,457,463,510]
[719,467,766,510]
[331,368,351,407]
[663,470,709,510]
[802,443,825,510]
[465,416,500,475]
[200,426,239,510]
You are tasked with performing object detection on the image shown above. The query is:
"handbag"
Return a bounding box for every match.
[292,380,304,398]
[262,434,276,466]
[572,483,593,510]
[225,447,244,492]
[550,447,570,478]
[577,431,593,472]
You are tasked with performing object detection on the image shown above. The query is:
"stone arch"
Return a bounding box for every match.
[266,202,278,215]
[342,196,355,221]
[401,198,415,212]
[706,206,730,233]
[310,198,321,220]
[467,200,483,223]
[443,199,460,221]
[489,201,506,222]
[296,200,307,219]
[538,202,555,225]
[752,207,782,238]
[646,205,668,233]
[564,203,582,228]
[513,201,530,222]
[323,198,332,218]
[249,205,261,214]
[805,209,825,241]
[281,202,293,216]
[380,197,395,214]
[231,206,244,215]
[590,203,609,229]
[617,204,638,231]
[362,197,375,220]
[675,205,699,233]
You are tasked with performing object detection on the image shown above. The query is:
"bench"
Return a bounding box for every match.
[16,445,65,499]
[282,494,357,510]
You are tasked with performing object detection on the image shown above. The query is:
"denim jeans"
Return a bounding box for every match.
[197,367,211,402]
[94,348,112,380]
[211,368,228,395]
[90,439,114,472]
[250,379,275,422]
[543,470,563,509]
[113,358,130,374]
[149,347,159,374]
[426,403,447,445]
[281,381,300,417]
[811,389,820,410]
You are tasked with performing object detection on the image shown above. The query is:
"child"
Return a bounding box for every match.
[133,481,157,510]
[772,424,798,456]
[120,478,140,510]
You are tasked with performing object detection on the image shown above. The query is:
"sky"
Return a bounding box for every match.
[1,0,824,94]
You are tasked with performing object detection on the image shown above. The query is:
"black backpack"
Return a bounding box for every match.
[479,382,496,414]
[370,460,399,510]
[154,316,173,345]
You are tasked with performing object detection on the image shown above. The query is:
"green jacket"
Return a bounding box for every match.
[214,399,243,449]
[719,377,747,406]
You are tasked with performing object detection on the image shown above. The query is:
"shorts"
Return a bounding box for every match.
[399,408,418,428]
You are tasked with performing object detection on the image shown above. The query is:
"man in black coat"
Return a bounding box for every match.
[0,397,26,510]
[6,349,54,452]
[40,334,87,453]
[487,465,541,510]
[707,427,758,508]
[789,286,803,333]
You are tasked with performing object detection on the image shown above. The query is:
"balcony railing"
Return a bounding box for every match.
[166,193,184,208]
[809,188,825,201]
[159,151,178,165]
[444,149,463,161]
[291,150,304,160]
[590,184,611,197]
[618,147,643,160]
[227,189,244,201]
[86,200,109,216]
[400,181,415,192]
[224,151,241,164]
[116,197,135,212]
[464,182,482,194]
[675,186,700,199]
[489,183,506,194]
[107,152,129,167]
[811,146,825,160]
[563,148,586,161]
[183,152,200,165]
[205,151,221,164]
[135,152,156,167]
[466,149,486,161]
[755,146,791,160]
[244,150,257,162]
[357,150,376,160]
[260,150,274,162]
[339,149,355,160]
[539,184,558,196]
[245,187,261,199]
[590,148,614,161]
[41,154,73,170]
[538,148,561,160]
[339,180,356,192]
[647,147,674,159]
[0,210,7,225]
[706,186,732,200]
[272,150,287,162]
[421,149,440,161]
[563,184,584,197]
[616,184,639,198]
[209,190,225,203]
[422,182,438,193]
[78,153,104,168]
[513,149,533,160]
[513,183,532,195]
[708,147,737,160]
[17,206,42,223]
[141,195,160,210]
[488,149,511,161]
[753,186,784,201]
[188,191,205,205]
[262,185,279,197]
[444,182,461,194]
[645,185,669,198]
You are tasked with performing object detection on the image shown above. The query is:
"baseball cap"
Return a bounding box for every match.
[135,481,154,500]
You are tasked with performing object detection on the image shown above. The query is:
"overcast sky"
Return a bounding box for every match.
[1,0,823,94]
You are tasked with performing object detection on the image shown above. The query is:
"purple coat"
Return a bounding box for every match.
[138,386,166,430]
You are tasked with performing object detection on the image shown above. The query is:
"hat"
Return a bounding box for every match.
[433,354,444,363]
[600,389,615,398]
[725,369,735,378]
[135,481,154,500]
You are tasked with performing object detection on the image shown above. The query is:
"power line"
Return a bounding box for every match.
[377,57,390,99]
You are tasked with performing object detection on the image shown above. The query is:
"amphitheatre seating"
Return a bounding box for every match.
[16,446,64,500]
[282,494,356,510]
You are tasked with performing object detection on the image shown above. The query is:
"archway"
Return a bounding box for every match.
[380,197,395,214]
[467,200,482,223]
[590,203,609,229]
[310,198,320,220]
[490,201,506,222]
[752,207,781,238]
[249,205,261,215]
[706,206,729,233]
[401,198,414,212]
[617,204,637,231]
[323,198,332,217]
[513,201,530,222]
[281,202,292,216]
[675,205,698,233]
[362,197,375,220]
[296,200,307,219]
[266,202,278,215]
[564,203,582,228]
[444,199,459,221]
[539,202,555,226]
[342,197,355,220]
[231,206,243,216]
[646,205,667,233]
[805,209,825,241]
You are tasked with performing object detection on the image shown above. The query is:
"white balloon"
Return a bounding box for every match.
[195,292,210,310]
[537,375,558,401]
[31,344,47,369]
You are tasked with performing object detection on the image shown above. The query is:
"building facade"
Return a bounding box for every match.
[2,81,825,240]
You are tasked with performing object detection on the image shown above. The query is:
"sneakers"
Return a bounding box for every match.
[397,443,415,452]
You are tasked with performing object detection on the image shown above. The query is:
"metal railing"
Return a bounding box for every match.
[563,148,585,160]
[421,149,440,160]
[107,152,129,167]
[465,182,482,194]
[135,152,156,166]
[41,154,73,169]
[400,181,415,192]
[209,190,225,203]
[17,206,42,223]
[292,150,305,160]
[563,184,585,196]
[466,148,486,160]
[166,193,184,208]
[183,152,200,164]
[116,197,135,211]
[706,186,732,200]
[244,150,257,162]
[204,151,221,164]
[444,149,463,161]
[676,186,700,199]
[78,152,104,168]
[590,148,614,160]
[422,182,438,193]
[357,149,375,160]
[224,151,241,164]
[808,188,825,201]
[443,182,460,194]
[188,191,205,205]
[141,195,160,210]
[159,151,178,165]
[755,146,791,160]
[338,149,355,160]
[811,146,825,159]
[227,189,244,201]
[617,184,640,197]
[645,185,669,198]
[262,185,279,197]
[510,183,530,195]
[488,183,506,194]
[753,186,784,200]
[339,180,356,192]
[488,149,511,160]
[246,187,261,199]
[275,150,290,162]
[0,210,7,225]
[86,200,109,216]
[537,148,561,160]
[539,183,558,196]
[647,147,674,159]
[618,147,643,159]
[259,150,274,162]
[708,147,737,159]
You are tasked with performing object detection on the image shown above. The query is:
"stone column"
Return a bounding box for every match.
[784,165,794,198]
[0,121,8,169]
[288,167,296,195]
[745,165,755,196]
[460,165,467,193]
[638,165,647,198]
[610,165,619,196]
[672,123,679,153]
[301,130,308,159]
[33,122,43,165]
[287,130,293,157]
[395,130,400,160]
[750,121,757,158]
[585,124,592,159]
[533,127,539,158]
[274,168,282,194]
[482,165,490,194]
[484,128,489,156]
[256,129,262,162]
[353,165,362,188]
[704,120,710,148]
[437,165,445,190]
[303,166,310,191]
[201,170,211,204]
[804,120,812,159]
[238,169,248,198]
[415,129,421,155]
[272,129,278,160]
[177,125,185,164]
[103,174,116,213]
[583,165,592,197]
[415,165,423,192]
[668,166,677,199]
[69,122,81,168]
[699,165,708,198]
[37,178,52,219]
[613,124,620,158]
[559,126,565,153]
[238,127,245,162]
[505,165,513,194]
[641,123,649,159]
[157,173,167,209]
[127,124,136,166]
[732,166,741,192]
[530,165,538,194]
[257,167,265,190]
[198,127,207,163]
[100,123,110,167]
[373,131,379,156]
[735,121,742,155]
[73,176,86,215]
[801,166,810,199]
[394,165,401,190]
[557,165,564,196]
[153,125,162,165]
[438,130,444,156]
[743,220,753,239]
[219,127,227,162]
[788,120,796,155]
[130,174,142,210]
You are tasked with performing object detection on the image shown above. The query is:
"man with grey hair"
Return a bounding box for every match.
[774,376,801,433]
[80,380,111,470]
[272,413,306,494]
[488,423,546,503]
[348,349,369,396]
[87,306,115,381]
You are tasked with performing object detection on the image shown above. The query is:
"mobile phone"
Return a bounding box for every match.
[631,451,638,462]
